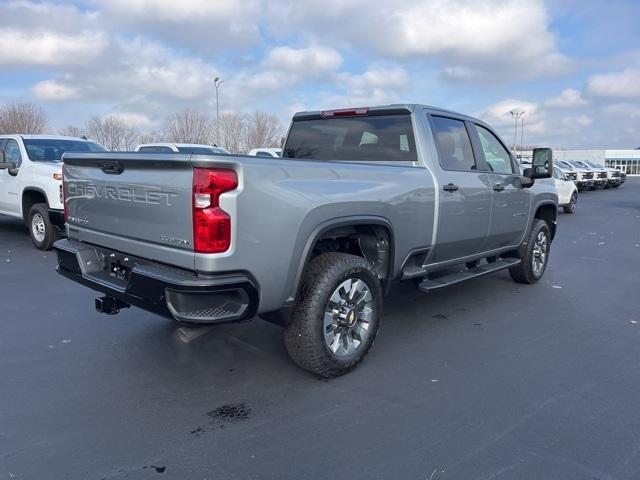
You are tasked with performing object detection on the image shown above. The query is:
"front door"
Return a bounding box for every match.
[430,115,492,263]
[472,124,531,251]
[0,139,23,214]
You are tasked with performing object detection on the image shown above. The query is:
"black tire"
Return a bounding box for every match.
[28,203,56,250]
[283,252,382,378]
[509,219,551,284]
[563,192,577,214]
[612,184,620,188]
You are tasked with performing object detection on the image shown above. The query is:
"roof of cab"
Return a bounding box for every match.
[0,134,94,141]
[291,103,485,125]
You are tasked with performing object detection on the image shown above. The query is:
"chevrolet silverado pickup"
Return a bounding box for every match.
[54,105,557,377]
[0,135,106,249]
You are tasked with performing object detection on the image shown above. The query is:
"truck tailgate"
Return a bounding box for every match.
[62,153,195,268]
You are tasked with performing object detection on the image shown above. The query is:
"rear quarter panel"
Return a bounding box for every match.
[191,156,436,312]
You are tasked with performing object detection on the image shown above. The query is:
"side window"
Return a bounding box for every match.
[431,116,476,171]
[475,125,513,174]
[4,139,23,167]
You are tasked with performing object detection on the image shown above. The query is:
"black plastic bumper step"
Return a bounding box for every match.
[418,258,521,292]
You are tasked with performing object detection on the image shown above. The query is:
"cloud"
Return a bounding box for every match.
[321,66,409,108]
[32,80,80,101]
[587,69,640,98]
[93,0,262,52]
[267,0,570,81]
[561,114,593,128]
[264,46,342,74]
[0,29,108,68]
[544,88,588,108]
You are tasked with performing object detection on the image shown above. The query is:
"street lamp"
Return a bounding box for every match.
[520,113,526,156]
[509,110,525,154]
[214,77,224,143]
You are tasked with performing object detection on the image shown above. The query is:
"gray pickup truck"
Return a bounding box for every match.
[54,104,557,377]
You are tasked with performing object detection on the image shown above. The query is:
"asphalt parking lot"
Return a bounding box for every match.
[2,179,639,480]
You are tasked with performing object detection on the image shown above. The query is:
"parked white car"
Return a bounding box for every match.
[247,147,282,158]
[135,143,230,154]
[0,135,106,249]
[553,166,578,213]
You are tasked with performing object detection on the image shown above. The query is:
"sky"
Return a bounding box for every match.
[0,0,639,148]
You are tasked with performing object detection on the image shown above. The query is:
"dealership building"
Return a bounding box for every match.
[517,149,640,175]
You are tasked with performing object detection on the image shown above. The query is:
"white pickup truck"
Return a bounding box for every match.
[0,135,106,249]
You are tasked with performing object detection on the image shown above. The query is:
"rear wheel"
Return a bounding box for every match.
[284,253,382,377]
[509,219,551,284]
[563,192,577,214]
[28,203,56,250]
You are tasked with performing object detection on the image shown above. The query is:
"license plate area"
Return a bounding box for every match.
[106,257,132,283]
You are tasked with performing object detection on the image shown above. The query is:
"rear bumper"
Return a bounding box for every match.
[54,238,259,324]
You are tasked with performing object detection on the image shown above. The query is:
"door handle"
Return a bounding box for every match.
[493,184,505,192]
[443,183,459,192]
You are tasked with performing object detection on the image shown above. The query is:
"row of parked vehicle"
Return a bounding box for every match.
[553,159,626,191]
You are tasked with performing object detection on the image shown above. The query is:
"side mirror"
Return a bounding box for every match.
[525,148,553,179]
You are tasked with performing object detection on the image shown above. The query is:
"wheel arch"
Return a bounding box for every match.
[289,216,395,304]
[534,202,557,240]
[21,187,49,219]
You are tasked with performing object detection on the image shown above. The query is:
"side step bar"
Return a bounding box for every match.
[418,258,521,292]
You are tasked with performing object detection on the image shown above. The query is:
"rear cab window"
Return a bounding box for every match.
[283,114,417,163]
[138,146,174,153]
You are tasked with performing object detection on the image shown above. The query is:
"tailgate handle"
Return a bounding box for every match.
[101,161,124,175]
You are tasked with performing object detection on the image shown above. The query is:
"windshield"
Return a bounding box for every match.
[556,161,573,170]
[23,139,106,162]
[570,161,588,168]
[176,146,227,155]
[283,114,417,162]
[586,161,601,169]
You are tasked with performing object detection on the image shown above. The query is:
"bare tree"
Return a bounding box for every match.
[59,125,86,138]
[138,131,165,144]
[164,109,214,144]
[216,112,249,154]
[246,111,282,150]
[0,101,48,134]
[86,115,140,151]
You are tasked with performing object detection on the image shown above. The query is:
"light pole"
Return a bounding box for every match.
[509,110,524,154]
[214,77,224,143]
[520,113,526,157]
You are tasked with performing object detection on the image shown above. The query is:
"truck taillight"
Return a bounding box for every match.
[192,168,238,253]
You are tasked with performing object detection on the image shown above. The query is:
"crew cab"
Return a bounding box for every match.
[0,135,106,249]
[54,105,557,377]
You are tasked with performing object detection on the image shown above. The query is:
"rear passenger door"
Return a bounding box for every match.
[429,115,492,263]
[471,124,531,250]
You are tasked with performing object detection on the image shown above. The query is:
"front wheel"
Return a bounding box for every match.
[284,253,382,377]
[509,219,551,284]
[563,192,577,214]
[28,203,56,250]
